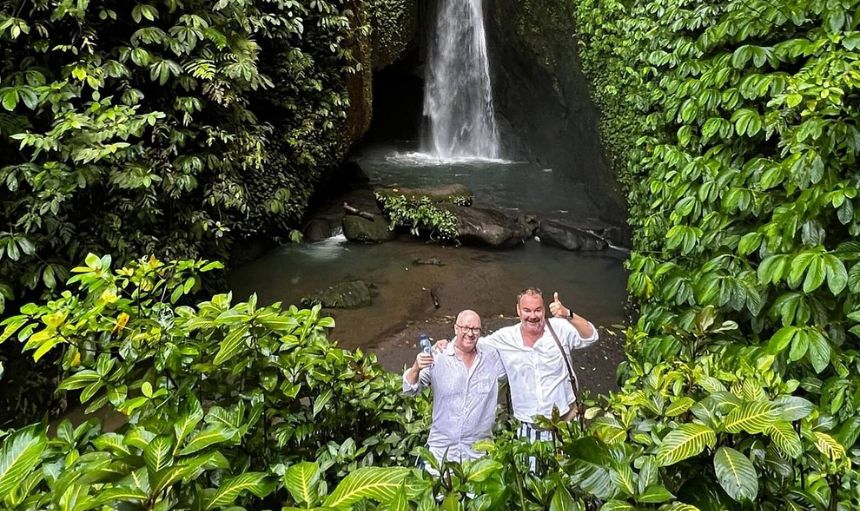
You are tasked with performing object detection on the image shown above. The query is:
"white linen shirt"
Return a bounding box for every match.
[402,344,504,464]
[481,317,598,423]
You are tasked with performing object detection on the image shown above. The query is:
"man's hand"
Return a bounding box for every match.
[433,339,449,351]
[549,291,571,318]
[413,353,434,370]
[405,352,434,386]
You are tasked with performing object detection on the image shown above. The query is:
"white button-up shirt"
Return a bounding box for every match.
[481,317,598,423]
[402,344,505,464]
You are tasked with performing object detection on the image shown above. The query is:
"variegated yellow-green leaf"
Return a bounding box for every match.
[144,436,174,474]
[283,461,320,505]
[767,422,802,458]
[599,500,635,511]
[665,397,695,417]
[813,432,846,462]
[0,425,47,499]
[723,401,779,434]
[178,426,235,456]
[322,467,410,508]
[205,472,275,510]
[609,465,636,496]
[656,423,716,466]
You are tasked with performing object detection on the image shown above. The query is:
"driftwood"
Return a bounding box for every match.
[422,287,441,309]
[342,202,375,220]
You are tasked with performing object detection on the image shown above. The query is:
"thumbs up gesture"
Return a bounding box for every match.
[549,291,571,318]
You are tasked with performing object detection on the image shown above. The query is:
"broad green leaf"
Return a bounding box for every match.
[206,472,275,510]
[637,484,673,503]
[713,447,758,503]
[656,424,716,466]
[823,254,847,295]
[213,324,249,366]
[806,331,831,373]
[549,485,578,511]
[323,467,410,508]
[178,426,235,456]
[283,461,320,505]
[773,395,814,421]
[466,458,501,482]
[0,425,47,498]
[313,389,332,417]
[599,501,635,511]
[803,256,826,293]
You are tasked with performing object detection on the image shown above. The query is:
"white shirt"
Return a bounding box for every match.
[481,317,598,423]
[402,344,505,464]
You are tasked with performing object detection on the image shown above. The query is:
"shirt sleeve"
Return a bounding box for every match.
[479,328,505,349]
[402,366,431,395]
[554,317,599,350]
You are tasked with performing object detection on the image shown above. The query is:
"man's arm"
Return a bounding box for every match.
[402,353,433,394]
[549,292,598,348]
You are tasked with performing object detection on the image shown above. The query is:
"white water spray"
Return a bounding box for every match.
[422,0,501,160]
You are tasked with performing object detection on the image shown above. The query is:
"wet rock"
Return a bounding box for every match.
[304,280,373,308]
[303,219,333,242]
[517,214,540,237]
[375,184,474,206]
[342,214,395,243]
[441,205,530,248]
[414,257,443,266]
[539,220,608,251]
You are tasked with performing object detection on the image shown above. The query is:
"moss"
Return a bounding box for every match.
[370,0,418,70]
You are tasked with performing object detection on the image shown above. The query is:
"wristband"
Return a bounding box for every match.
[567,308,574,319]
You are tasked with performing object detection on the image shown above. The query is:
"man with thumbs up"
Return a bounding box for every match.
[482,287,598,441]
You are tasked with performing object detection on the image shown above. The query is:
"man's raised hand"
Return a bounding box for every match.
[549,291,571,318]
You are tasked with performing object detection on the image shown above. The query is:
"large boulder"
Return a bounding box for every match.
[539,219,608,251]
[441,204,531,248]
[342,214,396,243]
[304,280,373,308]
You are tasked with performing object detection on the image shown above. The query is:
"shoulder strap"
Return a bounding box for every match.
[545,319,580,394]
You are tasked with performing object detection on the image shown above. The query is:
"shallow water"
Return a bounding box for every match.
[229,146,628,393]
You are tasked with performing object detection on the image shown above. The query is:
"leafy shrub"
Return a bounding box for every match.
[0,0,368,312]
[0,254,429,509]
[573,0,860,508]
[375,193,459,240]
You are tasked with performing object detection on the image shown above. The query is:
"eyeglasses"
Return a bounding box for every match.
[456,325,482,335]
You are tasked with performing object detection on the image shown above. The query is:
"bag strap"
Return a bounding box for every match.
[544,319,580,395]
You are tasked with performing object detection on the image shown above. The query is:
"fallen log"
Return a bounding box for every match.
[343,202,375,220]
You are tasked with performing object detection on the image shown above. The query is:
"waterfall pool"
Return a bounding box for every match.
[228,145,629,394]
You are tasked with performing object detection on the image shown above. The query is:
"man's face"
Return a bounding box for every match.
[454,314,482,352]
[517,293,545,335]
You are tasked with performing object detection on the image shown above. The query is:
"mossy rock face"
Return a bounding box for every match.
[374,184,474,206]
[304,280,373,308]
[371,0,418,70]
[342,214,396,243]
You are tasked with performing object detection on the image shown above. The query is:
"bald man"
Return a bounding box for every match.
[403,310,505,469]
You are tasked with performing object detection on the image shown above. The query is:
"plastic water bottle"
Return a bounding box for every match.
[418,333,432,354]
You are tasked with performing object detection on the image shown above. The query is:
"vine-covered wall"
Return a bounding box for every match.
[574,0,860,506]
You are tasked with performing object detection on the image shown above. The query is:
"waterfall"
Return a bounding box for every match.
[422,0,501,160]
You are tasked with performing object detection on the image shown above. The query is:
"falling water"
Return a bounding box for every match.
[422,0,501,160]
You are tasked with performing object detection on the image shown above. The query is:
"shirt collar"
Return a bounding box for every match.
[444,341,481,357]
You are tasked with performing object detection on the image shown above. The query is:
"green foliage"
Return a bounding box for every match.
[0,254,429,510]
[575,0,860,507]
[0,0,368,313]
[375,193,460,241]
